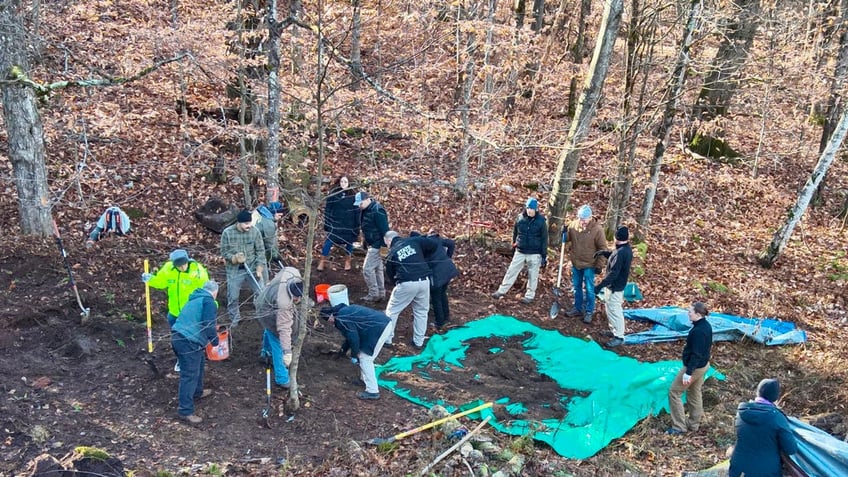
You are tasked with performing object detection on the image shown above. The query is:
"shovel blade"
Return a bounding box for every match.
[366,437,392,445]
[549,300,560,319]
[552,287,562,298]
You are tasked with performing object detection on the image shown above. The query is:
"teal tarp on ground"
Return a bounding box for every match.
[376,315,723,459]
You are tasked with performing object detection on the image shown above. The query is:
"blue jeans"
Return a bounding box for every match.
[261,329,290,386]
[321,237,353,257]
[571,266,596,314]
[172,332,206,416]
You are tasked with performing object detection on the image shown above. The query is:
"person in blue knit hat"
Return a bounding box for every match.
[492,197,547,304]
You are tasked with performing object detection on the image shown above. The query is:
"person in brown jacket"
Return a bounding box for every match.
[255,266,303,388]
[563,205,607,323]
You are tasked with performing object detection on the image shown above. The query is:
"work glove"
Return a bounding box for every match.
[256,264,265,279]
[283,353,292,367]
[141,272,152,283]
[540,258,547,268]
[594,250,611,259]
[351,357,359,366]
[232,252,246,264]
[682,373,692,385]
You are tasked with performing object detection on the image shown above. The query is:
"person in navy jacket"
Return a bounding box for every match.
[321,303,392,401]
[729,379,797,477]
[411,230,459,330]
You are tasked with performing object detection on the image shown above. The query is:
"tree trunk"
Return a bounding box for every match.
[566,0,592,116]
[606,0,656,238]
[813,0,848,205]
[636,0,702,240]
[548,0,624,242]
[0,4,52,236]
[759,108,848,268]
[531,0,544,33]
[266,0,282,203]
[693,0,760,121]
[349,0,363,90]
[455,2,479,193]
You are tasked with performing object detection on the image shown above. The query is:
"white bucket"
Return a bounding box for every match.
[328,284,349,306]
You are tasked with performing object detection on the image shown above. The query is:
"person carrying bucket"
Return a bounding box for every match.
[255,266,304,388]
[172,281,221,424]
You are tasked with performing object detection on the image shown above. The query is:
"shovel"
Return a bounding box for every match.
[549,237,567,319]
[262,367,272,428]
[366,401,492,445]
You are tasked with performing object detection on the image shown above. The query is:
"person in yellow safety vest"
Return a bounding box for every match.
[142,249,209,328]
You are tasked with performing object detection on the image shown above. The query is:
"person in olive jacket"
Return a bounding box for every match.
[667,301,713,435]
[729,378,798,477]
[492,198,547,304]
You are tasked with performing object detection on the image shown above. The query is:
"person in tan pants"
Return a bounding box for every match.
[667,302,713,435]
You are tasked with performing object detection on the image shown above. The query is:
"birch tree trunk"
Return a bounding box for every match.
[547,0,624,241]
[0,4,52,236]
[265,0,282,203]
[455,2,479,192]
[758,109,848,268]
[637,0,702,239]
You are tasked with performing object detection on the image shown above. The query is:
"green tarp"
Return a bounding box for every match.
[376,315,723,459]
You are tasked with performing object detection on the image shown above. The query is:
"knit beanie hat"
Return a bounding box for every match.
[237,209,253,223]
[757,379,780,402]
[288,281,304,298]
[577,205,592,220]
[525,198,539,210]
[169,249,189,267]
[615,226,629,241]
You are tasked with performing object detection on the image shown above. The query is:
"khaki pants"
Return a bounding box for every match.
[362,247,385,298]
[385,279,430,346]
[668,364,709,432]
[605,290,625,338]
[496,251,541,300]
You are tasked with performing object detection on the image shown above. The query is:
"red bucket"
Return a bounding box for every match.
[206,326,230,361]
[315,283,330,303]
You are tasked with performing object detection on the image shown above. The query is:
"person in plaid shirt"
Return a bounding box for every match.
[220,209,266,327]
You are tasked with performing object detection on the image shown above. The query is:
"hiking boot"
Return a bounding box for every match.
[383,342,395,349]
[565,308,582,318]
[275,382,291,389]
[174,362,181,373]
[409,339,424,350]
[600,330,614,338]
[351,378,366,387]
[195,389,213,400]
[360,295,380,303]
[606,337,625,347]
[520,297,533,304]
[665,428,686,436]
[179,414,202,424]
[582,312,593,324]
[491,292,505,299]
[357,391,380,400]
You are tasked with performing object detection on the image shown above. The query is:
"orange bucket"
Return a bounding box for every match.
[206,326,230,361]
[315,283,330,303]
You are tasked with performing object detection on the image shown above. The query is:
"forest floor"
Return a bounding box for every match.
[0,204,846,477]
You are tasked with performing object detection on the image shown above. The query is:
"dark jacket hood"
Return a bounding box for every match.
[737,401,778,426]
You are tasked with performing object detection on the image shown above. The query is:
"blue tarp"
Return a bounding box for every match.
[622,306,807,346]
[787,417,848,476]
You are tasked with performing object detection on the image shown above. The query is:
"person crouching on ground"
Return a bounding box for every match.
[172,280,221,424]
[255,266,304,389]
[320,303,392,401]
[728,378,797,477]
[666,301,713,435]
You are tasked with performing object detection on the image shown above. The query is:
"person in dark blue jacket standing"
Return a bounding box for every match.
[318,175,360,271]
[411,230,459,331]
[729,378,798,477]
[355,192,390,302]
[320,303,392,400]
[595,226,633,347]
[171,281,221,424]
[492,198,548,304]
[667,301,713,435]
